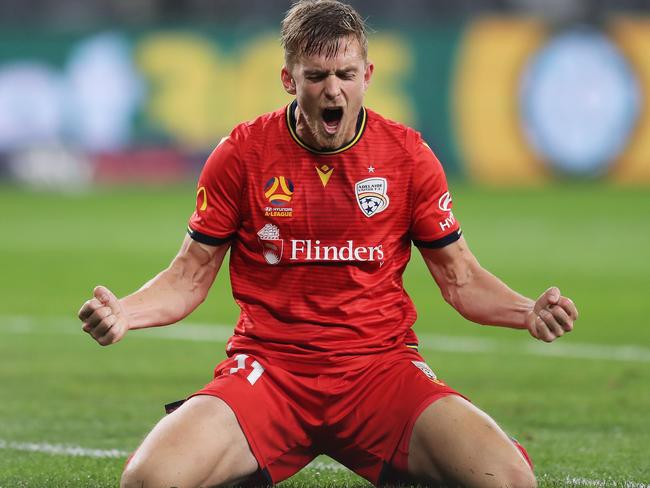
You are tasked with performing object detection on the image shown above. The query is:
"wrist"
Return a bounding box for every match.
[117,297,136,330]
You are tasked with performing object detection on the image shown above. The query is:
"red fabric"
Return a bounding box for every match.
[190,347,463,485]
[188,105,460,371]
[512,437,534,471]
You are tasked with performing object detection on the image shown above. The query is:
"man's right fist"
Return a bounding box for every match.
[78,285,129,346]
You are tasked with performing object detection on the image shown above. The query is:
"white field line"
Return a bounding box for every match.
[2,315,650,363]
[0,440,647,488]
[560,479,650,488]
[0,439,129,458]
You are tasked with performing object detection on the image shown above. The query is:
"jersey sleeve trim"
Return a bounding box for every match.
[413,229,462,249]
[187,226,232,246]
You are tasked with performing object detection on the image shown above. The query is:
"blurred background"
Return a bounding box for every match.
[1,0,650,189]
[2,2,650,485]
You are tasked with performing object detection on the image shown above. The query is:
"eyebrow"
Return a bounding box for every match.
[304,66,359,76]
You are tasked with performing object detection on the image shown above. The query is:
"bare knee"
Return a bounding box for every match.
[120,463,144,488]
[121,459,252,488]
[121,461,212,488]
[119,396,257,488]
[120,461,152,488]
[121,461,177,488]
[408,396,537,488]
[120,445,238,488]
[499,463,537,488]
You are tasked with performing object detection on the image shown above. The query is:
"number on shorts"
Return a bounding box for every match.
[229,353,265,385]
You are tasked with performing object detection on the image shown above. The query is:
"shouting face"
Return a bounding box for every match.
[281,36,374,150]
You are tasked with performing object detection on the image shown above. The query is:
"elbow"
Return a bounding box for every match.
[443,287,491,326]
[442,289,468,319]
[180,284,210,318]
[194,288,210,307]
[437,259,491,325]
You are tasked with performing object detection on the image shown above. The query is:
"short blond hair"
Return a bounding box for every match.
[281,0,368,67]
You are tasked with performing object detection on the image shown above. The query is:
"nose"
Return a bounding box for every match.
[324,74,341,100]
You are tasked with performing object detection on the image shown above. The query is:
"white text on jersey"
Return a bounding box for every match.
[290,240,384,262]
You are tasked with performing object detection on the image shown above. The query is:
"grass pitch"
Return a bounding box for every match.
[0,182,649,487]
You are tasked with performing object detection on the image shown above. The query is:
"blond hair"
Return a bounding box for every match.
[281,0,368,67]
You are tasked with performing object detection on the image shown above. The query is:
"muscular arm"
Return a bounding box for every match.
[419,236,578,341]
[78,235,229,345]
[123,235,228,329]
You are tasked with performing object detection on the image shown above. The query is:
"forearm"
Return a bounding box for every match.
[442,265,534,329]
[120,237,225,330]
[420,238,577,340]
[120,267,206,330]
[420,239,534,329]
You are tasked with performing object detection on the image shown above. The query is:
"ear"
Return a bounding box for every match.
[281,66,297,95]
[363,62,374,91]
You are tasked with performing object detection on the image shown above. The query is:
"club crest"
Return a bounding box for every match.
[412,361,437,381]
[257,224,283,265]
[355,177,389,218]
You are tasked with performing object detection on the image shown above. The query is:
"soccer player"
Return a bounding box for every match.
[78,1,578,487]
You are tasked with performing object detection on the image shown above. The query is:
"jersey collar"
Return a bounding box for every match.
[285,100,367,155]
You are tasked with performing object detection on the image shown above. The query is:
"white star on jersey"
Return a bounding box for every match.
[368,165,375,173]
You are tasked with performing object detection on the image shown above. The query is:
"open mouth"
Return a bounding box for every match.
[322,107,344,134]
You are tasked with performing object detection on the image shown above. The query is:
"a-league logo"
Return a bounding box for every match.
[264,176,294,207]
[263,176,294,218]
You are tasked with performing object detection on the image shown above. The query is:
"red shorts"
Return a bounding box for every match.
[190,346,464,485]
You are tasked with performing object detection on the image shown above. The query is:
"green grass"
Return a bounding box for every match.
[0,182,649,487]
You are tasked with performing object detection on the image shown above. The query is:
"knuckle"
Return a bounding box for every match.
[94,324,108,336]
[554,316,566,328]
[92,308,109,323]
[78,301,92,318]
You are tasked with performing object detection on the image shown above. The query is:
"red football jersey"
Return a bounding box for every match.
[188,102,461,372]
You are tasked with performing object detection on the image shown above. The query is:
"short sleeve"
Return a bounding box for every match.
[187,132,244,245]
[410,141,462,248]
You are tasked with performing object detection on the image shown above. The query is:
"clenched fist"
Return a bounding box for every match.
[525,287,578,343]
[78,285,130,346]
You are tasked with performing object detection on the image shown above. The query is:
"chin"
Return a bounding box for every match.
[311,130,337,149]
[316,134,343,150]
